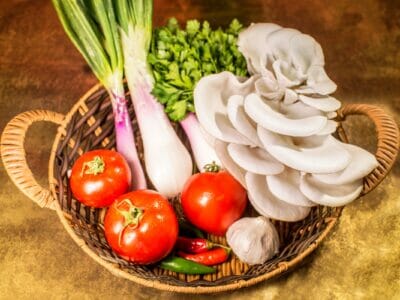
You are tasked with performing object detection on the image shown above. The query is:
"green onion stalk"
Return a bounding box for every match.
[115,0,193,198]
[52,0,146,189]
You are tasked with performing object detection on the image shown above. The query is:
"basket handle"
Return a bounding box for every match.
[1,110,65,210]
[336,104,399,195]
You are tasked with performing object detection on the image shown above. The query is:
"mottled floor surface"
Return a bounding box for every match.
[0,0,399,299]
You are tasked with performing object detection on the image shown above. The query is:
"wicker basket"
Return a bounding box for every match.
[1,83,399,293]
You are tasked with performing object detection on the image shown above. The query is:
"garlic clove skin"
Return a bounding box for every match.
[226,216,280,265]
[300,174,363,206]
[245,93,328,137]
[245,172,311,221]
[228,143,284,175]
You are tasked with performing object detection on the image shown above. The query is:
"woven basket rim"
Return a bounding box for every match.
[45,83,348,293]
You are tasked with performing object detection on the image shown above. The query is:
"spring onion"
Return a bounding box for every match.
[114,0,193,197]
[52,0,147,190]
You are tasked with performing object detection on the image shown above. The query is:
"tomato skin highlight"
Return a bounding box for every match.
[70,150,131,208]
[180,170,248,236]
[104,190,179,264]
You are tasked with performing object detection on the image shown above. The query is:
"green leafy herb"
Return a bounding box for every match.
[149,18,248,121]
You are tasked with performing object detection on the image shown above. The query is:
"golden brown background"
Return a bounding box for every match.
[1,0,399,299]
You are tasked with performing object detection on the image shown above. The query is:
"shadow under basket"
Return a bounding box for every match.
[1,83,399,293]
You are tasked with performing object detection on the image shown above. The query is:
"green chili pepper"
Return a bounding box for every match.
[159,256,216,274]
[178,219,205,238]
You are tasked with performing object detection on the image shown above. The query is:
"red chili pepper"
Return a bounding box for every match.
[176,237,214,254]
[177,247,230,266]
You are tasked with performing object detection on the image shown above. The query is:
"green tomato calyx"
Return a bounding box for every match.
[203,161,221,173]
[81,156,105,176]
[116,199,144,228]
[116,199,144,247]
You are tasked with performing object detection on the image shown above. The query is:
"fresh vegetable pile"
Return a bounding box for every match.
[53,0,378,271]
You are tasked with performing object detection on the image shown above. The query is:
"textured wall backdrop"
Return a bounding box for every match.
[0,0,399,299]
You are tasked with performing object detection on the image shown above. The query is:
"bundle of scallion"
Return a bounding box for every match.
[54,0,194,197]
[52,0,147,190]
[114,0,193,197]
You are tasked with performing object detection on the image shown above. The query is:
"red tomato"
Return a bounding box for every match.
[104,190,179,264]
[70,149,131,208]
[180,169,247,236]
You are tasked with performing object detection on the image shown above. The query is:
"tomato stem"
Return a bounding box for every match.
[80,156,105,176]
[116,199,144,228]
[115,199,144,247]
[203,161,220,173]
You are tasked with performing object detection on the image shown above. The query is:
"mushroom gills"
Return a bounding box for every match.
[300,174,363,206]
[227,143,284,175]
[194,72,255,142]
[245,172,311,222]
[245,93,327,137]
[257,126,351,173]
[266,168,316,207]
[312,142,378,185]
[226,95,262,146]
[214,140,247,188]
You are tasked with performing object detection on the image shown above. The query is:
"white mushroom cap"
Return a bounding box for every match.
[214,140,247,188]
[245,93,328,137]
[300,174,363,206]
[227,95,262,147]
[266,168,316,207]
[279,100,323,118]
[312,142,379,185]
[257,126,351,173]
[298,94,341,112]
[194,72,256,145]
[227,144,284,175]
[238,23,282,75]
[238,24,337,95]
[245,172,311,221]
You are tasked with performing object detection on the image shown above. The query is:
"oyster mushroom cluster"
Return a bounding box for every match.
[194,23,378,222]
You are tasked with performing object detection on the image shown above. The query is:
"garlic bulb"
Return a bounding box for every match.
[194,22,379,222]
[226,216,279,265]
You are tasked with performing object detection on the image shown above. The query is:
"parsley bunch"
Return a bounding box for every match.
[149,18,248,121]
